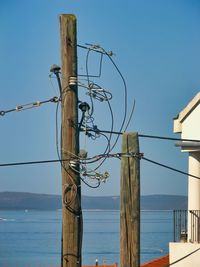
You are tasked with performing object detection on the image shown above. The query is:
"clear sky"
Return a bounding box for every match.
[0,0,200,196]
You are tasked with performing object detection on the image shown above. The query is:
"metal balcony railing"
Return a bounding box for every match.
[174,210,200,243]
[189,210,200,243]
[173,210,187,242]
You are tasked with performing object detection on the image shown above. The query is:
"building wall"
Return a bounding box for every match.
[169,242,200,267]
[182,104,200,141]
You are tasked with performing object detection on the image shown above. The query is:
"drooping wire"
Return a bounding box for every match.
[93,90,114,171]
[80,43,128,151]
[78,47,104,78]
[78,46,115,172]
[67,151,105,188]
[80,176,100,188]
[49,73,59,95]
[124,99,136,132]
[78,91,114,172]
[52,68,102,190]
[82,44,128,149]
[78,102,107,183]
[85,49,94,116]
[102,47,128,151]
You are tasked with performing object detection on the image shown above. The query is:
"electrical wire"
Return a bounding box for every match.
[85,48,94,116]
[52,72,81,215]
[80,128,200,143]
[78,80,113,102]
[0,96,59,116]
[100,46,128,151]
[50,70,83,266]
[139,134,200,143]
[78,45,115,172]
[80,176,101,188]
[49,74,59,95]
[0,158,71,167]
[92,92,114,171]
[78,50,103,78]
[55,96,61,161]
[53,71,99,243]
[79,88,114,172]
[77,43,135,185]
[77,44,105,55]
[78,110,86,132]
[0,152,134,167]
[78,43,128,151]
[141,156,200,180]
[86,83,113,102]
[1,152,199,183]
[124,99,136,132]
[68,150,109,187]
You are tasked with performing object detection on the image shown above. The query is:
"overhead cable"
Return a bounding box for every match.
[0,152,140,168]
[80,128,200,143]
[141,156,200,180]
[1,152,200,182]
[0,96,59,117]
[0,158,70,167]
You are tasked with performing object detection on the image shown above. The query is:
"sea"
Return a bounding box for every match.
[0,209,173,267]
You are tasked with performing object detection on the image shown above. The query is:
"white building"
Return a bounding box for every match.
[170,92,200,266]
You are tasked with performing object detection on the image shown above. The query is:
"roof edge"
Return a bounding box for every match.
[179,92,200,123]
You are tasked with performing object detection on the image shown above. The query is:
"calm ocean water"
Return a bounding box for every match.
[0,210,173,267]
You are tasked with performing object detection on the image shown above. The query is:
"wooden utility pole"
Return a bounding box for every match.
[120,132,140,267]
[60,14,82,267]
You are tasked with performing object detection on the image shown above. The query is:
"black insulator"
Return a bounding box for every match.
[50,64,61,74]
[79,102,90,112]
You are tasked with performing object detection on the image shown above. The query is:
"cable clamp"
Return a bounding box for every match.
[119,152,144,159]
[129,152,144,159]
[0,111,5,116]
[93,125,100,133]
[51,96,60,103]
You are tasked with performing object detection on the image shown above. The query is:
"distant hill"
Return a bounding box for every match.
[141,194,187,210]
[0,192,61,210]
[0,192,187,210]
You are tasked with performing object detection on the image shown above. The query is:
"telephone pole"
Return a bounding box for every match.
[120,132,140,267]
[60,14,82,267]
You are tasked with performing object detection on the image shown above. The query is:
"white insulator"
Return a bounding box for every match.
[33,101,41,107]
[69,160,78,168]
[69,76,77,85]
[16,106,23,112]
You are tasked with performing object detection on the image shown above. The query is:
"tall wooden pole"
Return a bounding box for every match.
[60,14,82,267]
[120,132,140,267]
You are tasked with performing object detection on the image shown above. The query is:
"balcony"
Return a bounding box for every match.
[173,210,200,243]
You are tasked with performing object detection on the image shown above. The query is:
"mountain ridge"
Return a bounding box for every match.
[0,192,187,210]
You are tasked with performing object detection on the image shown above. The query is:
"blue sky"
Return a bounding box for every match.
[0,0,200,196]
